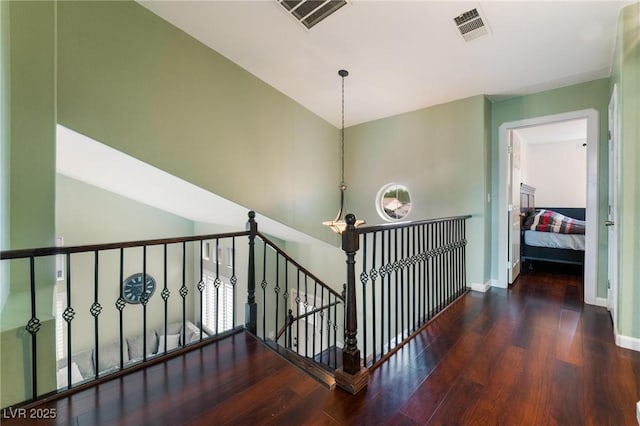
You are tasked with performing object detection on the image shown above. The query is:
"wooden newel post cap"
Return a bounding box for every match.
[342,214,359,252]
[345,214,356,227]
[247,211,257,233]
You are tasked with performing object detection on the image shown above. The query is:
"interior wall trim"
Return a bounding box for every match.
[470,281,491,292]
[616,333,640,352]
[497,109,599,306]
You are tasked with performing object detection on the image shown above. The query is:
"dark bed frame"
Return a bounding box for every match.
[520,184,585,266]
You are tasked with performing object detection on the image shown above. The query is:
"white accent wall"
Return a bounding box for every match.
[523,140,587,207]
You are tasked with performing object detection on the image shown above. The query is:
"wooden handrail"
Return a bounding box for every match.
[353,214,472,234]
[256,231,344,300]
[0,231,251,260]
[275,300,342,340]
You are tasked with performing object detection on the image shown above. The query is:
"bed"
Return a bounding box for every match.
[520,184,585,266]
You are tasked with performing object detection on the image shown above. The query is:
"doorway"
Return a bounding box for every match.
[497,109,601,306]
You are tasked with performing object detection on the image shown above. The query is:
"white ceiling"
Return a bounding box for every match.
[138,0,633,127]
[514,118,587,145]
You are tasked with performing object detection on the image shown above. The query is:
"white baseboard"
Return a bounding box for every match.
[490,279,504,288]
[636,400,639,425]
[470,281,491,293]
[593,297,608,308]
[616,333,640,352]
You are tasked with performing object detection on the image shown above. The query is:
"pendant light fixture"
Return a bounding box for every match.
[322,69,365,234]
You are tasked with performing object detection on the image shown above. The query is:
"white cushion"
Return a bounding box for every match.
[71,349,95,378]
[155,322,182,338]
[157,333,180,353]
[98,341,129,373]
[126,331,159,360]
[184,321,208,344]
[57,361,83,387]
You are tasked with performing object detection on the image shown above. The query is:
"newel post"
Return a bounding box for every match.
[342,214,361,373]
[246,211,258,335]
[335,214,369,394]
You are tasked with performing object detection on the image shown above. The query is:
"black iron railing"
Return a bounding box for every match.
[340,214,471,371]
[246,212,345,371]
[1,230,249,407]
[1,210,471,408]
[0,212,347,407]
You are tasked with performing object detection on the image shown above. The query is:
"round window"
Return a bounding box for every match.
[376,183,412,221]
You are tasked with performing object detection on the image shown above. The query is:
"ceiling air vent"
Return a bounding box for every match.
[454,8,490,42]
[277,0,348,30]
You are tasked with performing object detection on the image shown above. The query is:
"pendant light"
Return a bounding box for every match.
[322,69,365,234]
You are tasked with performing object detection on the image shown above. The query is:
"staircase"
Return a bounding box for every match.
[0,210,471,409]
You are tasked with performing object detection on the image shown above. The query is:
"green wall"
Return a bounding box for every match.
[56,174,195,245]
[611,3,639,340]
[1,0,57,408]
[57,1,339,246]
[483,97,493,281]
[56,174,197,349]
[345,95,491,286]
[1,0,10,311]
[490,79,611,297]
[8,0,56,254]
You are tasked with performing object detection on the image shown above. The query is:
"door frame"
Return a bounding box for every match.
[497,109,600,306]
[507,130,522,284]
[607,85,619,330]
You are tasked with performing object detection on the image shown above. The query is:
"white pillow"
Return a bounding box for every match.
[185,321,208,343]
[190,331,208,344]
[157,333,180,353]
[57,361,83,387]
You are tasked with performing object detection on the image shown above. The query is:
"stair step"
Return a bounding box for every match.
[263,340,337,389]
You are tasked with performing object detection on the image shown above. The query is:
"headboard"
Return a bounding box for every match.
[520,184,536,219]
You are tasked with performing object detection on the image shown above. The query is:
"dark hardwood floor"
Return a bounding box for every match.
[4,263,639,425]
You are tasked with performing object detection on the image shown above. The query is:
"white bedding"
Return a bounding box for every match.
[524,230,585,251]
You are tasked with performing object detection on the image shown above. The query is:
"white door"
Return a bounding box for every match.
[607,86,619,324]
[508,131,522,283]
[290,290,323,358]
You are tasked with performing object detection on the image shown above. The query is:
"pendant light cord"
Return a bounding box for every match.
[338,69,349,189]
[340,72,345,187]
[323,69,356,230]
[336,70,348,222]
